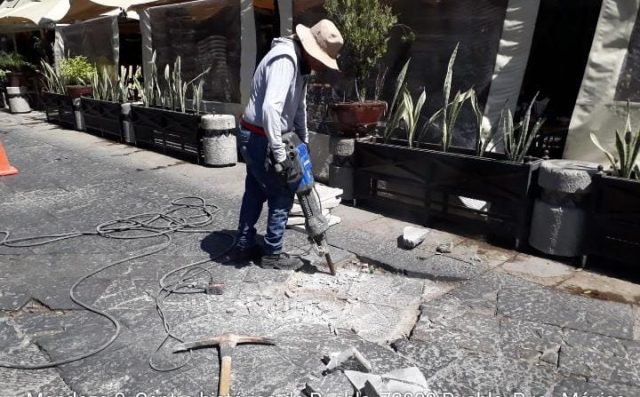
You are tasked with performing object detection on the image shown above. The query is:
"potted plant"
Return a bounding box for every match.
[324,0,398,136]
[354,45,544,248]
[40,60,76,128]
[130,53,211,162]
[60,56,96,98]
[0,52,34,87]
[80,66,133,141]
[588,103,640,266]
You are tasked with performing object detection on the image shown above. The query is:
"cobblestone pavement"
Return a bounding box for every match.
[1,111,639,397]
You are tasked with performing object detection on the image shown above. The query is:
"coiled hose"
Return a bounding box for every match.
[0,196,236,370]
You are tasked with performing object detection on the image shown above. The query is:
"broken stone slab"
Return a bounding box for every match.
[291,197,341,216]
[323,347,372,374]
[294,184,344,204]
[398,226,430,249]
[304,372,354,397]
[539,344,560,366]
[346,367,429,395]
[436,242,453,254]
[289,214,341,234]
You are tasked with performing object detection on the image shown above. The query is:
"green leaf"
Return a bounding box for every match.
[616,130,628,177]
[590,133,618,174]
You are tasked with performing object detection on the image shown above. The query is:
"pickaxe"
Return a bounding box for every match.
[174,333,275,397]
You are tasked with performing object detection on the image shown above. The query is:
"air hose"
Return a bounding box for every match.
[0,196,236,370]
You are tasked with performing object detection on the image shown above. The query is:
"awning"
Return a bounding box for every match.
[0,0,184,31]
[0,0,70,31]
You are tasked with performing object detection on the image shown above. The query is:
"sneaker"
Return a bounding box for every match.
[222,245,263,263]
[260,252,304,270]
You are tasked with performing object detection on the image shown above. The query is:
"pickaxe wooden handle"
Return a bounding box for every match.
[174,333,275,397]
[219,354,232,397]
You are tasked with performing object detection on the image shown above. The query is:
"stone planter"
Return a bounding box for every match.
[355,138,541,248]
[130,105,203,163]
[200,114,237,167]
[6,86,31,113]
[587,173,640,266]
[528,160,598,258]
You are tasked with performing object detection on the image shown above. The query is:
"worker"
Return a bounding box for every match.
[228,19,344,270]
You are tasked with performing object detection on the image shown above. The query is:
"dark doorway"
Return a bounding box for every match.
[519,0,602,158]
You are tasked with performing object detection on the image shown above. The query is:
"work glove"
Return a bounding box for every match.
[273,157,302,188]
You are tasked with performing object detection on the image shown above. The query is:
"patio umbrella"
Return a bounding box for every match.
[61,0,191,22]
[0,0,70,31]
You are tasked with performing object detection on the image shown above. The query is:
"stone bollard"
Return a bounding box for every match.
[529,160,599,258]
[6,86,31,113]
[121,102,136,144]
[201,114,237,167]
[73,98,85,131]
[328,136,356,200]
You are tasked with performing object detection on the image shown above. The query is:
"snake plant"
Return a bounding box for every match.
[90,66,132,102]
[39,60,66,94]
[422,44,473,151]
[590,102,640,179]
[142,52,210,113]
[469,89,495,157]
[501,92,544,163]
[384,59,426,145]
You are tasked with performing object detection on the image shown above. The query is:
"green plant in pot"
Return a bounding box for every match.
[324,0,398,136]
[0,52,34,87]
[60,56,96,98]
[591,102,640,180]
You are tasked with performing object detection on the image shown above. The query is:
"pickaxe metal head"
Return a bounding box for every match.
[173,333,275,353]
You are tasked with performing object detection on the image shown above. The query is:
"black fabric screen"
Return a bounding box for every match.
[293,0,507,148]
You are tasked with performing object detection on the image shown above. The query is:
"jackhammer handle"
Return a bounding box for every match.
[218,355,232,397]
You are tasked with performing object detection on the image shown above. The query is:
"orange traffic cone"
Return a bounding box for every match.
[0,140,18,176]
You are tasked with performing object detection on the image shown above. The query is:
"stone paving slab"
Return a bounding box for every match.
[0,319,74,397]
[3,112,640,396]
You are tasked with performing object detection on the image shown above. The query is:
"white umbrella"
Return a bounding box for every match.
[0,0,70,31]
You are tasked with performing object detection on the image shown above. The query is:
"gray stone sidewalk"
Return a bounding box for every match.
[1,111,640,397]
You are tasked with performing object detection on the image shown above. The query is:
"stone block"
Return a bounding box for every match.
[398,226,430,249]
[537,159,599,193]
[309,131,331,183]
[529,199,586,257]
[329,164,354,200]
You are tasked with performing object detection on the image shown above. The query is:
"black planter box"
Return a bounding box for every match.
[354,139,541,248]
[588,173,640,266]
[81,98,123,141]
[130,105,202,163]
[43,92,75,128]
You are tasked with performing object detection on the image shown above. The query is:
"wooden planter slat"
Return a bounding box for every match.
[42,92,75,128]
[354,139,541,248]
[80,98,123,141]
[589,173,640,265]
[131,105,202,163]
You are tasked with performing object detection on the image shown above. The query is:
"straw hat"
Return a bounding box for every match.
[295,19,344,71]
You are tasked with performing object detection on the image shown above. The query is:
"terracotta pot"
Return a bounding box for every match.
[66,85,93,98]
[7,71,24,87]
[329,101,387,137]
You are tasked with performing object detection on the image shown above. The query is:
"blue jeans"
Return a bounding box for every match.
[236,128,295,255]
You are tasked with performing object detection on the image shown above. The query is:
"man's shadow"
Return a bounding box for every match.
[200,229,317,273]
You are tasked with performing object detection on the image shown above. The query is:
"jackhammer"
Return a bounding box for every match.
[278,132,336,275]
